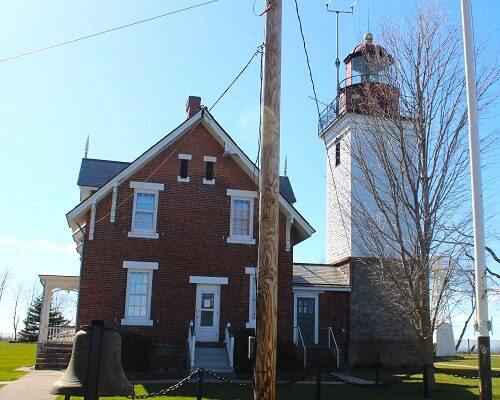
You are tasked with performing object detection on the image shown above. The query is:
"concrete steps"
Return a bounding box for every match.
[36,343,72,370]
[194,345,233,374]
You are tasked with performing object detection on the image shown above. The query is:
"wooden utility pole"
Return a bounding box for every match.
[254,1,282,399]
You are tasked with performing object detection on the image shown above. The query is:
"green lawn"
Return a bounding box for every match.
[435,354,500,370]
[55,371,500,400]
[0,341,37,381]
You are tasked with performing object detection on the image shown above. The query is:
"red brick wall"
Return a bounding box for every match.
[77,123,294,343]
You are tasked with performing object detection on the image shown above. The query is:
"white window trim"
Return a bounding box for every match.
[130,181,164,191]
[204,156,217,162]
[203,178,215,185]
[189,276,228,285]
[128,182,163,239]
[293,291,321,345]
[227,189,257,245]
[245,267,256,328]
[121,261,158,326]
[178,154,191,182]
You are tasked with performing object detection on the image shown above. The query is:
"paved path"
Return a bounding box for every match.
[0,369,63,400]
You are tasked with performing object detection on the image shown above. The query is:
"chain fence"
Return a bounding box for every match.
[128,364,499,399]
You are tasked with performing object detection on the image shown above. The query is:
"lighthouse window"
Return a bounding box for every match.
[335,141,341,166]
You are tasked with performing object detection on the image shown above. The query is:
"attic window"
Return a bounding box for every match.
[178,154,192,183]
[203,156,217,184]
[335,141,341,167]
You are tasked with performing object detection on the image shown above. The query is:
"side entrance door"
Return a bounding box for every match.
[195,284,220,342]
[296,296,316,345]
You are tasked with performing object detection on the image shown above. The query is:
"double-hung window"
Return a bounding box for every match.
[128,181,164,239]
[121,261,158,326]
[227,189,257,244]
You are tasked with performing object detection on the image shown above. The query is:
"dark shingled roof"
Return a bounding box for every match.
[77,158,298,204]
[77,158,130,187]
[293,263,350,288]
[279,176,296,204]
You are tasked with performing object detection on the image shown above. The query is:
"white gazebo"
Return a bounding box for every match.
[38,275,80,345]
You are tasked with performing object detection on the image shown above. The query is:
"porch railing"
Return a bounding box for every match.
[225,323,234,368]
[294,326,307,369]
[188,320,196,370]
[47,326,76,342]
[328,326,340,368]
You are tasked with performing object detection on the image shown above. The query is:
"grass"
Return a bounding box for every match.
[435,354,500,370]
[0,341,37,381]
[55,370,500,400]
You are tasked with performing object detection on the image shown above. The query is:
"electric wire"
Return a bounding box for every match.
[0,0,220,64]
[254,45,264,186]
[93,117,203,227]
[293,0,351,249]
[92,43,264,228]
[209,44,264,112]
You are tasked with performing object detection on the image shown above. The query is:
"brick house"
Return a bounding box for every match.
[53,96,350,373]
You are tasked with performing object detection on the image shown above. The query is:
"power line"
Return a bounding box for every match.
[0,0,221,64]
[293,0,351,250]
[209,44,264,112]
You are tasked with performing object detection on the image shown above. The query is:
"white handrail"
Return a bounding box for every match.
[46,326,76,342]
[328,326,340,368]
[188,320,196,370]
[225,323,234,368]
[294,326,307,369]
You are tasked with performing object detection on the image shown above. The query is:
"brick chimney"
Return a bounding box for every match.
[186,96,201,118]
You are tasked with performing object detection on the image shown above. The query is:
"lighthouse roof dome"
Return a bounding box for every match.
[344,33,393,64]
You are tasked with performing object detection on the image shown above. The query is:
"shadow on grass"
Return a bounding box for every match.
[139,375,483,400]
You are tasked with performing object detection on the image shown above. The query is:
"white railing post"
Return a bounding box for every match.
[225,323,234,368]
[294,326,307,369]
[188,320,195,370]
[46,326,76,343]
[328,326,340,369]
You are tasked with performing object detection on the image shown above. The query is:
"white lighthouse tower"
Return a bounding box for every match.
[318,34,426,366]
[319,33,397,263]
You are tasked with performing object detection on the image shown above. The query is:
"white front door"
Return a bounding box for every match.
[195,284,220,342]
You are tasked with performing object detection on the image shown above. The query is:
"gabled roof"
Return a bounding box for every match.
[293,263,350,288]
[77,158,129,187]
[78,160,297,204]
[67,108,315,243]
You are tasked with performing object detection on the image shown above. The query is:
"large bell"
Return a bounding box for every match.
[50,328,134,397]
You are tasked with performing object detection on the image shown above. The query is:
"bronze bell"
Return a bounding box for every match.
[50,328,134,397]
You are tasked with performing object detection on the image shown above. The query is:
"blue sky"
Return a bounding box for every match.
[0,1,498,341]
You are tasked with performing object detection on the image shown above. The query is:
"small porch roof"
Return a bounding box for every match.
[293,263,350,290]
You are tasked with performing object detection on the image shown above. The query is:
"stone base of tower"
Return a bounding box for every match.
[338,258,427,367]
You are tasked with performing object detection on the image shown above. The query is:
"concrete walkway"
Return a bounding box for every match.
[0,369,63,400]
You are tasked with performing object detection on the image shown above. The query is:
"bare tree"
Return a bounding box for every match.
[0,267,10,304]
[12,283,23,341]
[342,3,498,384]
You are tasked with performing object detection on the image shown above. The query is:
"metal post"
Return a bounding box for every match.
[84,320,104,400]
[423,364,429,399]
[460,1,492,399]
[335,11,340,97]
[196,369,204,400]
[315,350,322,400]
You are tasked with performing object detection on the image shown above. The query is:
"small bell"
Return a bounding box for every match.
[50,328,133,397]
